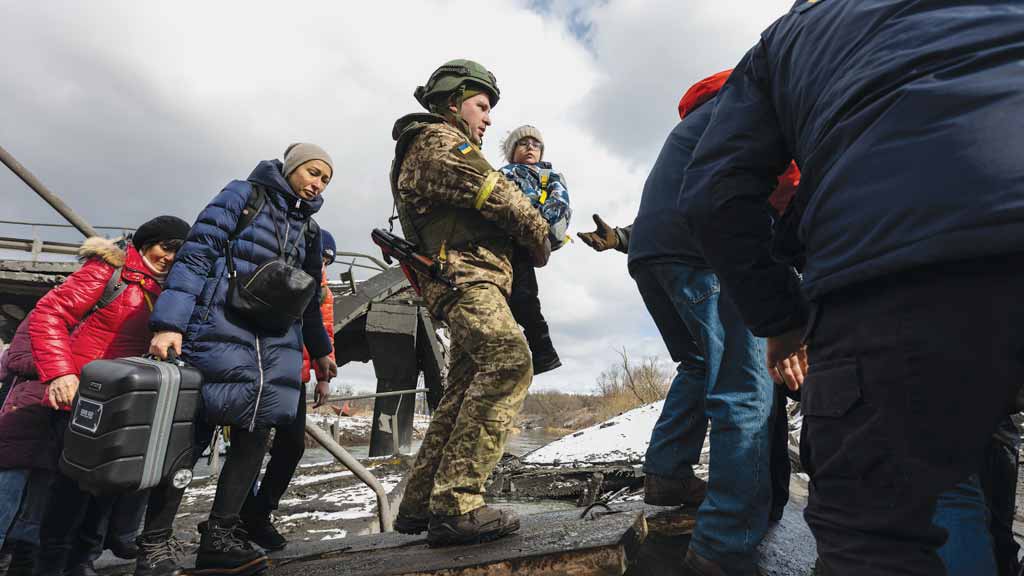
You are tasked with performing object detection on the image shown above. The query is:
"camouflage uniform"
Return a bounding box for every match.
[392,116,548,516]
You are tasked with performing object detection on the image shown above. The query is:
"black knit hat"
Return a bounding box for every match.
[132,215,191,250]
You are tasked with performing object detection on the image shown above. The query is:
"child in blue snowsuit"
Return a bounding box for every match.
[499,125,571,375]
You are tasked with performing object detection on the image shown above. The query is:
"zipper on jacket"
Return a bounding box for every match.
[250,334,264,432]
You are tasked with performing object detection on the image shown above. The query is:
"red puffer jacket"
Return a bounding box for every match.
[29,238,162,386]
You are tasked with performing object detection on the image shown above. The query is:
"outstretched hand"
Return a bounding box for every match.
[577,214,619,252]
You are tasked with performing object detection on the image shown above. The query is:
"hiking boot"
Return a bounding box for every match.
[393,511,430,535]
[109,538,139,560]
[70,562,98,576]
[194,517,268,576]
[238,513,286,552]
[427,506,520,547]
[644,472,708,507]
[134,530,184,576]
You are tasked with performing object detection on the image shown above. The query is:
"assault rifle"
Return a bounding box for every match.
[371,228,457,295]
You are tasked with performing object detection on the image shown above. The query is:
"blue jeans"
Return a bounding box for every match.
[934,475,997,576]
[633,261,774,573]
[0,470,29,550]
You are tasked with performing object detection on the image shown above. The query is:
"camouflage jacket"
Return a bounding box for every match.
[393,115,548,316]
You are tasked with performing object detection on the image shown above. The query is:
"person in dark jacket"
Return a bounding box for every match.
[148,144,336,576]
[238,228,338,552]
[579,71,801,575]
[682,2,1024,573]
[24,217,190,576]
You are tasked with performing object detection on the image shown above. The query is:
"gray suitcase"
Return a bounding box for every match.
[60,355,202,495]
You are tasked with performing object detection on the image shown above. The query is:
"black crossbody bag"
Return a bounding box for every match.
[225,185,317,335]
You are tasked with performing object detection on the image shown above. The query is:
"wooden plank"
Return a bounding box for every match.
[269,508,647,576]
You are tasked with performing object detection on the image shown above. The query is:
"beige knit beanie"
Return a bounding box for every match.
[502,125,544,163]
[282,143,334,178]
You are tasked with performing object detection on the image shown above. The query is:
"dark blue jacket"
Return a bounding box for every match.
[683,0,1024,336]
[627,101,714,272]
[150,160,332,429]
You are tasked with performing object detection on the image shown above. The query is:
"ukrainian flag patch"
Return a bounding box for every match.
[457,142,472,155]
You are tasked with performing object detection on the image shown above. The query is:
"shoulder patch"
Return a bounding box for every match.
[450,141,493,175]
[795,0,828,14]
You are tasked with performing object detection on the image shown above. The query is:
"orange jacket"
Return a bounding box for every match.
[301,264,335,383]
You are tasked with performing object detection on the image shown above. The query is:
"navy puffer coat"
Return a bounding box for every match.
[150,160,332,430]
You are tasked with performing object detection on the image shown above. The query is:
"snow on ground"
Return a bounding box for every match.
[524,401,664,466]
[521,401,712,479]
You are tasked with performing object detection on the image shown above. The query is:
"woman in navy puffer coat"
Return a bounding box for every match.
[147,145,336,575]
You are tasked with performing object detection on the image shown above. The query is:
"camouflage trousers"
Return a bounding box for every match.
[399,282,533,516]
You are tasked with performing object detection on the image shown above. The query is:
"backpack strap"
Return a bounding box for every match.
[82,264,127,321]
[232,185,266,241]
[538,168,552,205]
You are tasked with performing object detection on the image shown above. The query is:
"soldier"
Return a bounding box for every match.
[388,60,551,545]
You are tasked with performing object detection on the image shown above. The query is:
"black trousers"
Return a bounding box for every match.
[801,253,1024,576]
[509,250,557,359]
[242,387,307,517]
[210,426,270,520]
[769,388,793,519]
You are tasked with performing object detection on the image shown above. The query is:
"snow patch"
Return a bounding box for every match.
[523,401,664,465]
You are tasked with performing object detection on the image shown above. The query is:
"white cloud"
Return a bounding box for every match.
[0,0,792,394]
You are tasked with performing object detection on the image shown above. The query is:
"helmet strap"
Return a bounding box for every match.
[442,86,479,145]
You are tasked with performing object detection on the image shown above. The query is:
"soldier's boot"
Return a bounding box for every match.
[393,509,430,535]
[644,472,707,507]
[427,506,520,547]
[134,530,183,576]
[193,517,268,576]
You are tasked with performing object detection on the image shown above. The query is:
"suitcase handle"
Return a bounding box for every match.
[144,350,184,367]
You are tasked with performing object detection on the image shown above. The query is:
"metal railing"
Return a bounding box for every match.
[304,417,393,532]
[307,388,425,405]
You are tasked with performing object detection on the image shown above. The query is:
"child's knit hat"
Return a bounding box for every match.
[502,125,544,163]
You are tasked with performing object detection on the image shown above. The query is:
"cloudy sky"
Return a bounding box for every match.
[0,0,793,393]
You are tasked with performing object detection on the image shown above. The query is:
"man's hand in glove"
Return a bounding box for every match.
[577,214,619,252]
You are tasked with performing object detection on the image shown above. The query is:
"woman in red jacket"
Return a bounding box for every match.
[27,216,190,576]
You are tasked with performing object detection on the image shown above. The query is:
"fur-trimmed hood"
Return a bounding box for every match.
[78,237,125,267]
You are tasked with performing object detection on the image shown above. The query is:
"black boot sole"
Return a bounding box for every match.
[394,515,429,535]
[188,556,269,576]
[426,519,521,547]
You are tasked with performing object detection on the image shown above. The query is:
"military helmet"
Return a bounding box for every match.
[414,59,500,111]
